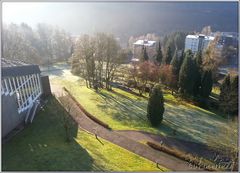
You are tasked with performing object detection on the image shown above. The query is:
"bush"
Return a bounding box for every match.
[147,84,164,127]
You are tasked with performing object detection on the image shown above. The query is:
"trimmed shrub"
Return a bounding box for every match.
[147,84,164,127]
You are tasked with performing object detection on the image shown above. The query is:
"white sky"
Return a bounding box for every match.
[2,2,238,36]
[2,2,97,34]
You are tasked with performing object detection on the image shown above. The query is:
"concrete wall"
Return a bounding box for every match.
[2,94,27,138]
[40,75,52,99]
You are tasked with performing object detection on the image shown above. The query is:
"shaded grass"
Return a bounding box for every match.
[2,96,167,171]
[146,141,220,171]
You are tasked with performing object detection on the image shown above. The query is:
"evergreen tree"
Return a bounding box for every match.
[156,41,163,65]
[170,49,181,89]
[220,74,239,116]
[195,51,203,69]
[170,49,180,76]
[140,46,149,62]
[229,75,238,115]
[200,69,213,98]
[178,50,195,95]
[219,74,231,114]
[143,46,149,61]
[147,84,165,127]
[193,52,203,96]
[165,46,172,64]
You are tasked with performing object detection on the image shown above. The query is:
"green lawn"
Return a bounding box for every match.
[50,77,237,150]
[2,97,167,171]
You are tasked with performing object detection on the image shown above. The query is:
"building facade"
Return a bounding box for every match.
[132,40,157,61]
[184,34,214,53]
[2,59,43,138]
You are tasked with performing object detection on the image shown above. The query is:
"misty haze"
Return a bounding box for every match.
[1,1,239,172]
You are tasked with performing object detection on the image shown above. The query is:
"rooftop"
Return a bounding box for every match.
[1,58,41,78]
[1,58,31,68]
[186,35,215,40]
[133,40,156,47]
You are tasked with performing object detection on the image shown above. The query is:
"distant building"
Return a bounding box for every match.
[132,40,157,61]
[217,32,238,48]
[184,34,214,53]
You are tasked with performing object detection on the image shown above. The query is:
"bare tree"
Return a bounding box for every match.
[202,32,222,80]
[201,25,212,36]
[2,23,40,63]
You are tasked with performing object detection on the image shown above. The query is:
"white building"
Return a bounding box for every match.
[184,34,214,53]
[132,40,157,61]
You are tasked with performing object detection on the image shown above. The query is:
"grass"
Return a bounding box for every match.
[50,76,237,150]
[211,86,220,96]
[146,141,221,171]
[2,96,166,171]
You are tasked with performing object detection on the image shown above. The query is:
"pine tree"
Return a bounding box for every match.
[195,51,203,69]
[147,84,165,127]
[200,69,213,98]
[170,49,181,89]
[178,50,195,95]
[219,74,231,114]
[143,46,149,61]
[156,41,163,65]
[193,52,203,96]
[140,46,149,62]
[229,75,238,115]
[165,46,172,65]
[170,49,180,76]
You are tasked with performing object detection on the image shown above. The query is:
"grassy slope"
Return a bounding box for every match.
[51,78,236,148]
[2,97,166,171]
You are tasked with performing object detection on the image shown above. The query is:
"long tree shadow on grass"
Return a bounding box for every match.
[97,90,198,143]
[110,88,226,144]
[2,96,105,171]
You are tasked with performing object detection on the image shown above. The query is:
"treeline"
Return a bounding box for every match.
[71,33,127,90]
[126,31,238,117]
[2,23,72,65]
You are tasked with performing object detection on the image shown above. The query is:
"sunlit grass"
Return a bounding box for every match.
[2,97,166,171]
[50,77,236,149]
[212,86,220,96]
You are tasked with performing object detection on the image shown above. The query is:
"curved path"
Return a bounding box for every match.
[116,130,218,161]
[57,92,202,171]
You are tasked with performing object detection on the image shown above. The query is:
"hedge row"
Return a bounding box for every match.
[146,141,219,171]
[63,87,111,130]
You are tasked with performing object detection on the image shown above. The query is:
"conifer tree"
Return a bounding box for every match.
[229,75,238,115]
[170,49,182,77]
[140,46,149,62]
[156,41,163,65]
[178,50,195,95]
[219,74,231,114]
[143,46,149,61]
[219,74,238,116]
[193,52,203,96]
[200,69,213,98]
[165,46,172,65]
[147,84,165,127]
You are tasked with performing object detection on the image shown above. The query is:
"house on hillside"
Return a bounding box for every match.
[1,58,51,138]
[132,40,157,61]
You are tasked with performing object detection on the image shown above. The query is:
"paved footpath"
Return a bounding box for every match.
[57,92,202,171]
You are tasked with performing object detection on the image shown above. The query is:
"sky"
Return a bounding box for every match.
[2,2,238,38]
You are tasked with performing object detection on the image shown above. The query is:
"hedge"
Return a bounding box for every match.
[63,87,111,130]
